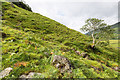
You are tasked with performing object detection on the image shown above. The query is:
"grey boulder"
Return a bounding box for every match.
[52,55,72,73]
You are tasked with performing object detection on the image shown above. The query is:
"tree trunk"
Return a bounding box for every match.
[91,33,95,48]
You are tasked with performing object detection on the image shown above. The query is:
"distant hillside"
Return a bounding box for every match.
[1,2,119,79]
[111,22,120,28]
[111,22,119,39]
[86,22,119,40]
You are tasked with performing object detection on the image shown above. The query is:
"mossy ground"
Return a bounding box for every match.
[1,2,119,79]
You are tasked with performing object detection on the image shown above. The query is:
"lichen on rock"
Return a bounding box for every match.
[52,55,72,73]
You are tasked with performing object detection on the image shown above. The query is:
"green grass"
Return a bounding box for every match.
[1,2,119,79]
[109,40,119,48]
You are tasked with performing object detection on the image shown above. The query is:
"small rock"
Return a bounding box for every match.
[11,53,16,56]
[19,74,27,78]
[80,52,90,59]
[80,52,87,57]
[91,66,98,70]
[27,72,36,78]
[44,52,49,57]
[19,75,27,80]
[75,51,80,55]
[85,55,88,59]
[113,67,119,71]
[115,67,119,70]
[19,72,41,79]
[0,67,13,78]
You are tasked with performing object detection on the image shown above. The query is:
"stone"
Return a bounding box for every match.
[27,72,36,78]
[44,52,50,57]
[91,65,98,70]
[19,72,41,79]
[19,74,27,78]
[114,67,118,71]
[113,67,120,71]
[80,52,87,57]
[11,53,16,56]
[52,55,72,73]
[0,67,13,78]
[75,51,80,55]
[80,52,90,59]
[85,55,88,59]
[19,75,27,80]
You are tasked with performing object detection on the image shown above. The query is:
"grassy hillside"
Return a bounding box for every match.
[1,2,119,79]
[109,40,118,48]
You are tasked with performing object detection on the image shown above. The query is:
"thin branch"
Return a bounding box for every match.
[95,39,102,46]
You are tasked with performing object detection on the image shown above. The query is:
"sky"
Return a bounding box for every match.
[24,0,119,34]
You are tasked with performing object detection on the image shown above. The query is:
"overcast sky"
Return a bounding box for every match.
[24,0,119,33]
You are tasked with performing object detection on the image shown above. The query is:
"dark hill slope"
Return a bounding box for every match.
[1,2,119,78]
[111,22,119,39]
[111,22,120,28]
[12,1,32,12]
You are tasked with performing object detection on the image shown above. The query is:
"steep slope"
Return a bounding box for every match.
[1,2,119,78]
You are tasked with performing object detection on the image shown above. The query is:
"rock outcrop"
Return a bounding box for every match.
[52,55,72,73]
